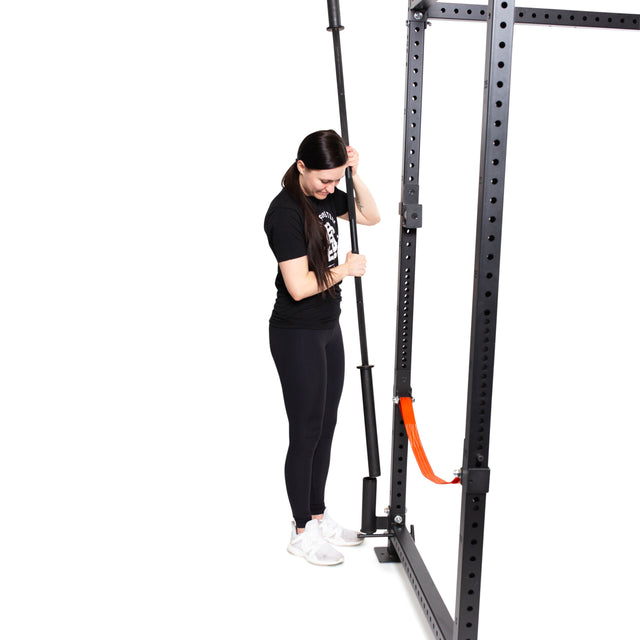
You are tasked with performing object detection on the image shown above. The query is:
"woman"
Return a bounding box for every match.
[264,130,380,566]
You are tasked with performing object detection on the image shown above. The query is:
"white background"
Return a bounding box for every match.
[1,1,638,638]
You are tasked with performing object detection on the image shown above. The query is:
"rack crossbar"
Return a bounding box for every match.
[414,2,640,30]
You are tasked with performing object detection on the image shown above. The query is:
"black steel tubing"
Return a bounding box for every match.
[452,2,515,638]
[358,364,379,476]
[391,525,454,640]
[361,477,377,534]
[326,0,381,480]
[426,3,639,30]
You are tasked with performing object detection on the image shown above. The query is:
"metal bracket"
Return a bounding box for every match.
[462,467,491,494]
[401,203,423,228]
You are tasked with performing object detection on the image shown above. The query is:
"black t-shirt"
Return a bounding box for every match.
[264,188,348,329]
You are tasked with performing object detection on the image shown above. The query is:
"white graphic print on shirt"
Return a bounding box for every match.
[319,210,338,265]
[324,222,338,262]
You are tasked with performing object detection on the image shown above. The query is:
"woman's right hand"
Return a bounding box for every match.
[343,251,367,277]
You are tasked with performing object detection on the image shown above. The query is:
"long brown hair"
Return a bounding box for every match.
[282,130,348,294]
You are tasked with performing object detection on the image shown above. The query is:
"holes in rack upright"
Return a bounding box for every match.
[458,495,486,638]
[484,2,510,274]
[406,21,422,185]
[394,431,406,510]
[400,235,413,369]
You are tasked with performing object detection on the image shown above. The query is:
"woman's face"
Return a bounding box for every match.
[297,161,346,199]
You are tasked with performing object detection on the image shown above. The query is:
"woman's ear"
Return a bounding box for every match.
[296,159,305,174]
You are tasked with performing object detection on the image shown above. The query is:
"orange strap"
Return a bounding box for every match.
[399,397,460,485]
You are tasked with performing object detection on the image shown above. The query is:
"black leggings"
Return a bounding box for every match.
[269,324,345,529]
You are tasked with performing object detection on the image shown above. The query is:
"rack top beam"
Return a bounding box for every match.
[410,2,640,30]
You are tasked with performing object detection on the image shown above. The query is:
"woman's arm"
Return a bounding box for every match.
[280,251,367,302]
[339,147,381,226]
[352,173,381,226]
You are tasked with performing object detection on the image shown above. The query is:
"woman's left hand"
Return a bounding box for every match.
[346,146,359,175]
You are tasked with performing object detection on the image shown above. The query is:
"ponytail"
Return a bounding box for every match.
[282,161,334,294]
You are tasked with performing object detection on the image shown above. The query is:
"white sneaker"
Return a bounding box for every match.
[287,519,344,566]
[318,510,364,547]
